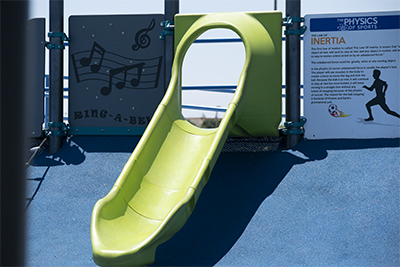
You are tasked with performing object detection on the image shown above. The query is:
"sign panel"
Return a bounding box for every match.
[69,14,165,135]
[304,11,400,139]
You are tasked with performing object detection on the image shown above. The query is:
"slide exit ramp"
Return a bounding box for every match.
[91,11,282,266]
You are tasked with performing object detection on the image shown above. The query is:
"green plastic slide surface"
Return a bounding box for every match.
[91,11,282,266]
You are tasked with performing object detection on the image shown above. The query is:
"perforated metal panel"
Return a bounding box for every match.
[26,18,45,138]
[222,137,282,152]
[68,14,165,135]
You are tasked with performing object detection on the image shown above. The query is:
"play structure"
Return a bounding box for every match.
[90,11,282,266]
[3,0,397,265]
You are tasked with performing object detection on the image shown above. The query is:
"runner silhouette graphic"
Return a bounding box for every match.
[362,69,400,121]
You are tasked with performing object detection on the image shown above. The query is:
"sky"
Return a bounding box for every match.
[29,0,400,18]
[29,0,400,119]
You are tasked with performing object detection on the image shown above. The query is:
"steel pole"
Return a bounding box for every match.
[285,0,301,148]
[164,0,179,90]
[49,0,64,154]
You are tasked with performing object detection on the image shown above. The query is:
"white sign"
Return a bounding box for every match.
[304,11,400,139]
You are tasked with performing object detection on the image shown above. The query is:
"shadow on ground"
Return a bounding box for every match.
[153,138,399,266]
[30,136,141,167]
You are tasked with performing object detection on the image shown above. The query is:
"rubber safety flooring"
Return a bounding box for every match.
[25,136,400,266]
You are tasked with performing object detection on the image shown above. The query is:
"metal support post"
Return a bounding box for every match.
[285,0,302,148]
[164,0,179,90]
[49,0,64,154]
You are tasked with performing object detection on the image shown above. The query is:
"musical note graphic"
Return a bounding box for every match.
[79,42,106,73]
[71,41,163,96]
[132,19,155,51]
[101,63,145,96]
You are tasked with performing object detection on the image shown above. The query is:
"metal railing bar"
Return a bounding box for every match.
[193,37,302,43]
[182,105,227,112]
[282,84,304,89]
[194,38,242,43]
[45,88,69,92]
[182,85,236,93]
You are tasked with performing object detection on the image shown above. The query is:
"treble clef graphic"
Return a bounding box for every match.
[132,19,156,51]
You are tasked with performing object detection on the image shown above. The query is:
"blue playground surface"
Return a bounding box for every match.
[25,136,399,266]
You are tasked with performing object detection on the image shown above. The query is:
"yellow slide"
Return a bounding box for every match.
[91,11,282,266]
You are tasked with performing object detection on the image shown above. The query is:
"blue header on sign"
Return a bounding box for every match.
[310,15,400,32]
